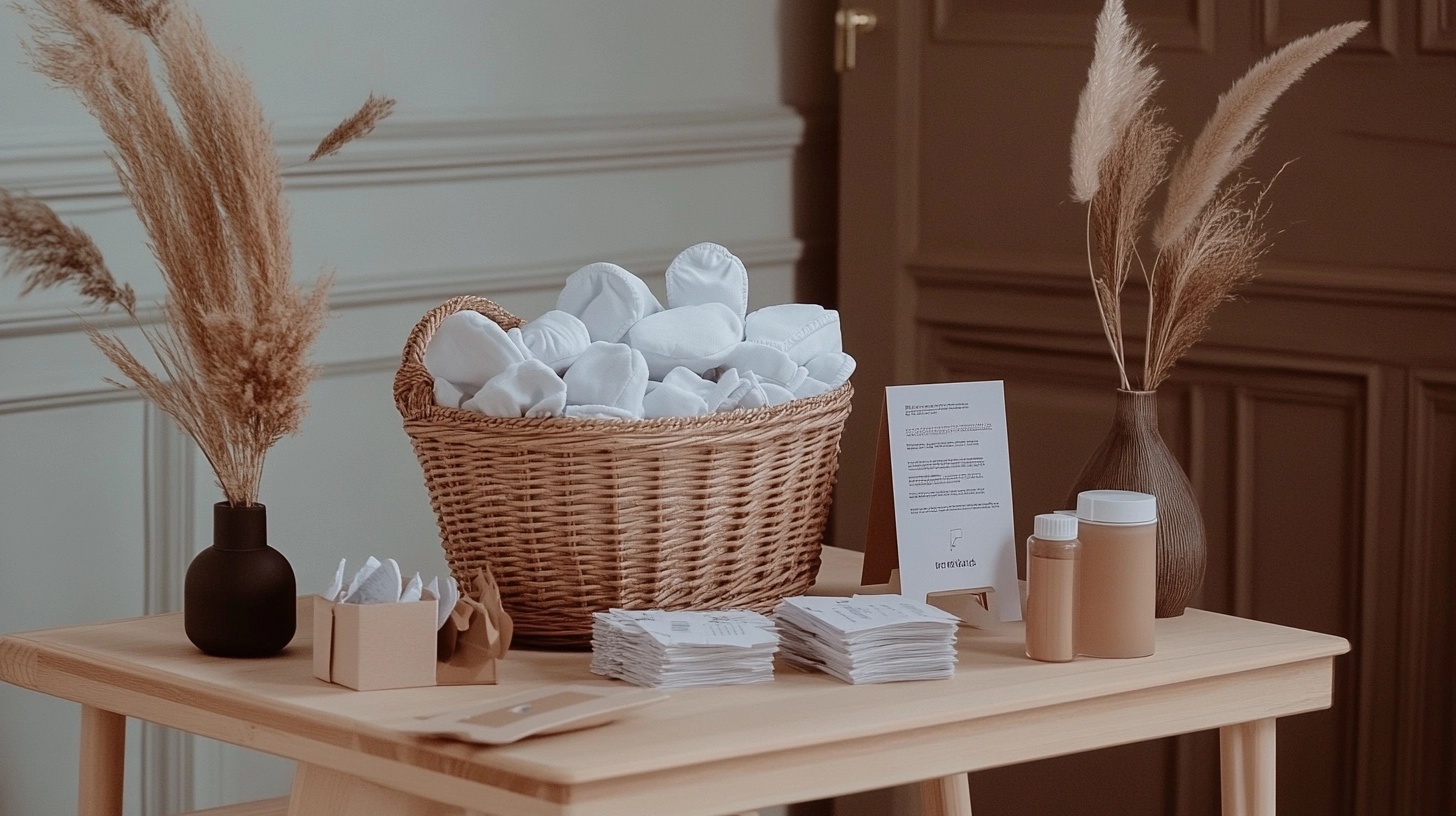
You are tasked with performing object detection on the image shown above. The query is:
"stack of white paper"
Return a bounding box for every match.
[774,595,960,684]
[590,609,779,689]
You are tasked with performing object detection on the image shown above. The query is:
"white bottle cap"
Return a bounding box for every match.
[1033,513,1078,540]
[1076,489,1157,524]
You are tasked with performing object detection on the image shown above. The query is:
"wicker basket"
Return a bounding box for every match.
[394,296,853,648]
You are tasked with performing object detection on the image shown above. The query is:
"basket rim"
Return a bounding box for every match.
[396,295,853,429]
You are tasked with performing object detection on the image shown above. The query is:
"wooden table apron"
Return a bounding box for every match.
[0,549,1348,816]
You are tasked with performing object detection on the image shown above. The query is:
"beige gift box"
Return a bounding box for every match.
[312,571,512,692]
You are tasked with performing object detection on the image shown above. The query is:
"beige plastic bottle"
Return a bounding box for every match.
[1025,513,1080,662]
[1074,489,1157,658]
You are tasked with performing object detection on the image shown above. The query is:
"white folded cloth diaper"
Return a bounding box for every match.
[744,303,842,366]
[557,262,663,343]
[424,310,528,392]
[433,377,470,409]
[425,243,855,419]
[564,342,649,418]
[564,405,639,420]
[643,379,711,419]
[713,342,808,391]
[518,310,591,374]
[658,367,764,413]
[462,359,568,418]
[804,351,856,390]
[624,302,745,380]
[665,242,749,320]
[716,369,770,412]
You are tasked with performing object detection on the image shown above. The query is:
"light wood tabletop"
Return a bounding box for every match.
[0,547,1348,816]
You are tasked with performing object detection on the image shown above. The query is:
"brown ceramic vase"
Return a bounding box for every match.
[1066,389,1206,617]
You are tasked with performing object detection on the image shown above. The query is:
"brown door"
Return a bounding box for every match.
[836,1,1456,814]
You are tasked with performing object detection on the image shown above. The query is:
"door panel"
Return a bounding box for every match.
[838,1,1455,812]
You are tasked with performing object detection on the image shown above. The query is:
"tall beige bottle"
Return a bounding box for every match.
[1074,489,1157,658]
[1025,513,1080,662]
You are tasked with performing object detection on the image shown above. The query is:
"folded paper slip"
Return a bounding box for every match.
[590,609,778,689]
[314,570,512,691]
[774,595,958,685]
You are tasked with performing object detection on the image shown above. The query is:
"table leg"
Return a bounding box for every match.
[919,773,972,816]
[78,705,126,816]
[1220,718,1276,816]
[288,763,461,815]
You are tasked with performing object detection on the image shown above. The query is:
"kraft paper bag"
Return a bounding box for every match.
[435,569,513,686]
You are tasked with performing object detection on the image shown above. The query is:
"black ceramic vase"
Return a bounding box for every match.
[184,502,296,657]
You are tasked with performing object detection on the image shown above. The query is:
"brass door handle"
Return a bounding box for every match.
[835,8,878,73]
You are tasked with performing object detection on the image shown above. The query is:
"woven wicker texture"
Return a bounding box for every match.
[395,296,853,647]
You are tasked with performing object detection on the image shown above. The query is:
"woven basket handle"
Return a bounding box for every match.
[394,296,524,420]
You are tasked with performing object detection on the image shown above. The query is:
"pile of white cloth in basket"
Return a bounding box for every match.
[425,243,855,419]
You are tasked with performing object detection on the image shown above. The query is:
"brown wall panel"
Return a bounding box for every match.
[1424,0,1456,51]
[933,0,1213,51]
[1399,375,1456,813]
[1261,0,1397,52]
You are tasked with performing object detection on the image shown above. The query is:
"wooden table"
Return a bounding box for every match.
[0,547,1347,816]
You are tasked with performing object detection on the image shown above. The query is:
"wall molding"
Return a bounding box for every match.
[0,105,805,204]
[1261,0,1397,54]
[0,235,803,409]
[0,235,800,340]
[906,248,1456,310]
[141,403,197,815]
[1423,0,1456,53]
[932,0,1214,52]
[1396,371,1456,810]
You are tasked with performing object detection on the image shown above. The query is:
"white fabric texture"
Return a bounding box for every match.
[793,376,834,399]
[423,310,527,392]
[665,242,749,319]
[519,310,591,374]
[564,405,639,420]
[643,380,711,419]
[557,262,663,343]
[715,369,769,412]
[803,351,857,390]
[761,382,796,405]
[426,244,855,418]
[433,378,470,409]
[744,303,842,365]
[714,342,807,390]
[624,302,745,380]
[462,359,568,418]
[564,342,649,418]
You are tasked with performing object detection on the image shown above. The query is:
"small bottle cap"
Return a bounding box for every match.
[1032,513,1078,540]
[1076,489,1157,524]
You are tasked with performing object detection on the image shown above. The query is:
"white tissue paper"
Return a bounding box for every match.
[346,557,404,605]
[325,559,459,632]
